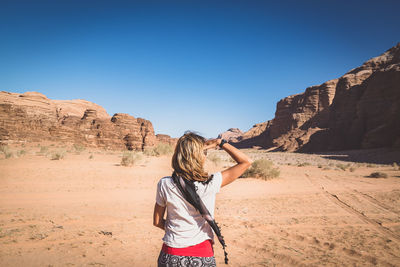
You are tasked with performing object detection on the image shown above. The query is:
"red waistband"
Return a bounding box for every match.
[162,239,214,257]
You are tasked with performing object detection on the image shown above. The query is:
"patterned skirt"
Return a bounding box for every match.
[157,249,217,267]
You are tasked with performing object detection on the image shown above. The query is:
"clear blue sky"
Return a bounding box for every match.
[1,0,399,138]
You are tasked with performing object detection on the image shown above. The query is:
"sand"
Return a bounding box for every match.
[0,145,399,266]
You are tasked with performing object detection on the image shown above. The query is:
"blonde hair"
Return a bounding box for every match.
[171,131,209,182]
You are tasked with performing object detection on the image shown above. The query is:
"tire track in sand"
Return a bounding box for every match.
[322,175,400,217]
[305,174,400,243]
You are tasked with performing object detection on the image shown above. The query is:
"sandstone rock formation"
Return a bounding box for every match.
[217,128,244,142]
[0,91,159,150]
[156,134,178,146]
[233,43,400,152]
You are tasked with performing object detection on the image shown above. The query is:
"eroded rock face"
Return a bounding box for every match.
[156,134,178,146]
[0,91,157,150]
[218,128,244,142]
[233,43,400,152]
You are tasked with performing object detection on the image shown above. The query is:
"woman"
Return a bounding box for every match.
[153,131,252,266]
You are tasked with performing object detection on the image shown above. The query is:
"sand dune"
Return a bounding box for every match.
[0,146,399,266]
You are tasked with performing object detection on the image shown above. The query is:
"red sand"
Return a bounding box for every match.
[1,148,399,266]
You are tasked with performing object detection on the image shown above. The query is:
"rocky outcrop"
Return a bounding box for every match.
[0,91,157,150]
[233,43,400,152]
[156,134,178,146]
[218,128,244,142]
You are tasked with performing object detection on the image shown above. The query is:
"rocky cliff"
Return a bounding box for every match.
[0,91,168,150]
[217,128,244,142]
[233,43,400,152]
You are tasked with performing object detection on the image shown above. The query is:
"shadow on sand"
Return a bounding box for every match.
[304,148,400,165]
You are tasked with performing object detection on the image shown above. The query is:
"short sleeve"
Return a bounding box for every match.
[209,171,223,193]
[156,179,166,207]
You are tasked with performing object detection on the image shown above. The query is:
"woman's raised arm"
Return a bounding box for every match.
[205,139,252,187]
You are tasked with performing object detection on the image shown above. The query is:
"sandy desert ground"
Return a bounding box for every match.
[0,144,400,266]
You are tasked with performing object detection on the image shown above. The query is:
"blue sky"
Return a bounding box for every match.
[1,0,399,138]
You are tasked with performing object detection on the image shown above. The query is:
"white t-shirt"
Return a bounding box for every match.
[155,172,223,248]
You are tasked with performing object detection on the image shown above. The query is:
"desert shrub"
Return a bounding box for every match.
[242,159,280,180]
[336,163,350,171]
[51,150,66,160]
[89,154,94,159]
[121,151,142,167]
[349,167,356,172]
[366,163,375,168]
[0,145,13,158]
[323,167,331,170]
[393,162,399,170]
[297,162,310,167]
[16,150,26,157]
[368,172,388,178]
[39,146,48,154]
[317,164,323,168]
[144,143,173,157]
[143,147,157,156]
[73,144,85,153]
[208,154,222,165]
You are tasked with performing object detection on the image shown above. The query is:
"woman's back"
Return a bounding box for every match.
[156,172,223,248]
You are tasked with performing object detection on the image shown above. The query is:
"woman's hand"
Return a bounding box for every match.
[204,138,221,150]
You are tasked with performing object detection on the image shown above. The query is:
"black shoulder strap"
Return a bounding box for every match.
[172,171,229,264]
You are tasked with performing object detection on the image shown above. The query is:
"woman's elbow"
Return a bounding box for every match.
[244,159,252,168]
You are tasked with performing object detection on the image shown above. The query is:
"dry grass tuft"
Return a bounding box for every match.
[36,145,48,155]
[51,150,66,160]
[144,143,174,157]
[73,144,85,154]
[336,163,351,171]
[17,150,27,157]
[393,162,399,171]
[242,159,280,180]
[349,166,357,172]
[0,145,13,158]
[121,151,142,167]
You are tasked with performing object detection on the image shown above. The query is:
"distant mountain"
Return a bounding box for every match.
[229,43,400,152]
[217,128,244,142]
[0,91,176,149]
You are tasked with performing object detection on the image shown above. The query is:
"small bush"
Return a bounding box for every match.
[73,144,85,153]
[349,167,356,172]
[242,159,280,180]
[17,150,26,157]
[297,162,310,167]
[393,162,399,171]
[0,145,13,158]
[369,172,388,178]
[89,154,94,159]
[144,143,173,157]
[121,151,142,167]
[51,150,66,160]
[336,163,350,171]
[39,146,48,154]
[323,167,331,170]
